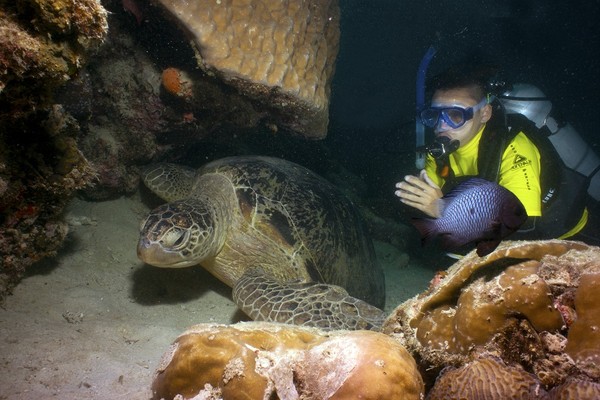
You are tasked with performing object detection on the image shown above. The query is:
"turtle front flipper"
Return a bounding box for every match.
[141,163,197,202]
[233,269,386,331]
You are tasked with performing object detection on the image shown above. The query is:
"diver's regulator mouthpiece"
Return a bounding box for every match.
[416,136,460,159]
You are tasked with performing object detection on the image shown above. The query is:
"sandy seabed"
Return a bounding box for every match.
[0,195,432,399]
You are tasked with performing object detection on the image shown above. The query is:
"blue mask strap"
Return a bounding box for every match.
[415,46,437,169]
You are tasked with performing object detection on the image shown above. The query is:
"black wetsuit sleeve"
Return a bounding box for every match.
[509,217,542,240]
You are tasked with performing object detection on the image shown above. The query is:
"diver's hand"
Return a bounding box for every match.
[394,170,443,218]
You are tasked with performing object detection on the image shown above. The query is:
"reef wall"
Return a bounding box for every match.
[0,0,107,299]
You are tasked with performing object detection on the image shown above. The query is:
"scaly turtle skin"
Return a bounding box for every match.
[137,156,386,330]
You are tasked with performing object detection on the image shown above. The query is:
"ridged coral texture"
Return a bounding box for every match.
[157,0,339,137]
[427,358,543,400]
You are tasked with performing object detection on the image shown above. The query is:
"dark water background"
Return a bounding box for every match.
[328,0,599,211]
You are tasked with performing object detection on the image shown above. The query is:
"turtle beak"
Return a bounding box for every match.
[136,236,151,259]
[137,235,194,268]
[137,236,161,265]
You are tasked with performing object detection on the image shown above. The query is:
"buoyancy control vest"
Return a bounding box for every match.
[474,100,589,238]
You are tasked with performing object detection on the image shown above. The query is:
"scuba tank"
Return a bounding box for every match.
[498,83,600,201]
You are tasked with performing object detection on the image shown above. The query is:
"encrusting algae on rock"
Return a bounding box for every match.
[0,0,108,103]
[0,0,107,298]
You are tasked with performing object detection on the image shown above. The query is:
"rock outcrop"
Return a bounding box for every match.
[156,0,340,138]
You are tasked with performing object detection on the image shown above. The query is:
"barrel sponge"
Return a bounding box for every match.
[427,357,546,400]
[565,271,600,379]
[152,322,424,400]
[155,0,340,138]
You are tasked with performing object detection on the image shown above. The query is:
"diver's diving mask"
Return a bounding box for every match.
[419,97,489,130]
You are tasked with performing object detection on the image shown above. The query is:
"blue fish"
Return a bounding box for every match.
[411,178,527,256]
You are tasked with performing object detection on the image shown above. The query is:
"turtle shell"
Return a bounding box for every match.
[194,156,385,308]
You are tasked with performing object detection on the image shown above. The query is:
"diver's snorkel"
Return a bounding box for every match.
[415,46,437,169]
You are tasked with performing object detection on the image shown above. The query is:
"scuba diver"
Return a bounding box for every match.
[394,63,600,248]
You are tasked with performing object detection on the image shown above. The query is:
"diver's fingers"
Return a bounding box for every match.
[395,181,428,200]
[398,195,434,216]
[402,175,439,195]
[399,193,442,218]
[419,170,441,190]
[395,188,433,205]
[396,194,423,207]
[395,174,442,218]
[395,176,419,189]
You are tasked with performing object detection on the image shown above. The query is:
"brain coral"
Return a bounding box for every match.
[427,357,546,400]
[152,322,424,400]
[548,378,600,399]
[382,240,600,393]
[155,0,340,138]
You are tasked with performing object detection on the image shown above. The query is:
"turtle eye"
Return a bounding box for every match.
[161,228,189,250]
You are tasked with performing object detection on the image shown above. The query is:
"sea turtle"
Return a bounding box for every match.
[137,156,386,330]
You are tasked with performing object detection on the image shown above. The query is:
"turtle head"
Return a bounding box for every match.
[137,199,222,268]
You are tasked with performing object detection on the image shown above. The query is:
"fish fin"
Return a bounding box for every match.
[439,233,471,251]
[412,219,473,251]
[441,220,501,254]
[476,239,502,256]
[410,218,438,245]
[444,252,464,260]
[502,201,528,229]
[486,219,504,236]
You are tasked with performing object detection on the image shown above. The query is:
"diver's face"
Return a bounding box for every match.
[431,88,491,147]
